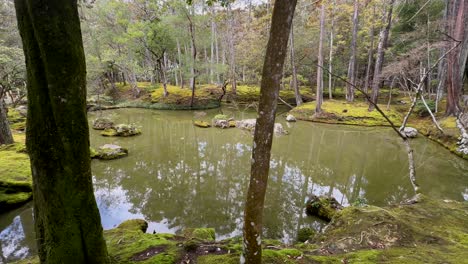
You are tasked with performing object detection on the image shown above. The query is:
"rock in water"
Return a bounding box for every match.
[305,195,343,222]
[286,114,296,122]
[236,119,288,135]
[101,124,141,137]
[92,118,114,130]
[213,119,229,129]
[274,123,288,135]
[236,119,257,131]
[96,144,128,160]
[194,120,211,128]
[402,127,418,138]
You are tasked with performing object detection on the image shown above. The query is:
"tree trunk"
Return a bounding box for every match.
[177,39,184,89]
[0,98,14,145]
[228,4,237,96]
[186,14,197,107]
[290,24,302,106]
[364,5,376,94]
[369,0,395,111]
[14,0,109,263]
[445,0,468,116]
[328,0,335,99]
[315,3,325,114]
[242,0,297,263]
[346,0,359,102]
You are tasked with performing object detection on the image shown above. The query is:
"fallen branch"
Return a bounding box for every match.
[278,96,294,109]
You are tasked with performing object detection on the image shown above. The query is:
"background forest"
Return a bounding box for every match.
[1,0,466,114]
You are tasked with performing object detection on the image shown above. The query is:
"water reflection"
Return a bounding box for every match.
[1,107,467,262]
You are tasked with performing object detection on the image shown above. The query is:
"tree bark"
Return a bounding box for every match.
[328,0,335,99]
[0,98,14,145]
[242,0,297,263]
[290,24,302,106]
[315,3,325,114]
[228,4,237,96]
[186,13,197,107]
[445,0,468,116]
[364,5,376,93]
[369,0,395,111]
[346,0,359,102]
[14,0,109,262]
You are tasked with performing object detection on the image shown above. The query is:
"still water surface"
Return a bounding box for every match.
[1,107,467,262]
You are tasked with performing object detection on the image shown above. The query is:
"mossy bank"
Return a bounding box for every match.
[13,196,468,264]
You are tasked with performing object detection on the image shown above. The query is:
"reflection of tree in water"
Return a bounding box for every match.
[88,109,468,242]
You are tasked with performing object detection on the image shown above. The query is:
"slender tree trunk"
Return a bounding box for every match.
[228,4,237,95]
[210,8,215,84]
[315,3,325,114]
[369,0,395,111]
[0,98,14,145]
[186,13,197,107]
[14,0,109,262]
[328,0,335,99]
[346,0,359,102]
[177,39,184,88]
[364,6,376,94]
[290,24,302,106]
[242,1,297,263]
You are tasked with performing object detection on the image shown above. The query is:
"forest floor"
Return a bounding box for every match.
[13,196,468,264]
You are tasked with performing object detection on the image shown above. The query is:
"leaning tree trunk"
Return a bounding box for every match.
[315,3,325,114]
[369,0,395,111]
[346,0,359,102]
[0,98,14,145]
[242,0,297,263]
[14,0,109,263]
[187,13,197,108]
[328,0,335,99]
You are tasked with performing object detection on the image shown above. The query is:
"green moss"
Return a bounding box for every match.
[213,114,228,120]
[194,120,211,128]
[297,227,315,243]
[290,100,402,126]
[231,85,314,103]
[197,254,239,264]
[183,228,216,241]
[151,85,221,108]
[101,128,118,137]
[117,219,149,232]
[0,141,32,212]
[106,220,179,263]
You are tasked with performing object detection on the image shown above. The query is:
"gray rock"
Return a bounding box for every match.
[286,114,296,122]
[213,119,229,129]
[402,127,418,138]
[236,119,288,135]
[92,118,114,130]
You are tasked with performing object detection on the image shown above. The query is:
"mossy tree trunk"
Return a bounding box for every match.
[242,0,297,263]
[14,0,109,263]
[0,98,14,145]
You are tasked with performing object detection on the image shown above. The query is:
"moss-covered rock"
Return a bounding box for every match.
[92,144,129,160]
[101,124,141,137]
[92,118,114,130]
[297,227,315,243]
[117,219,149,233]
[194,120,211,128]
[183,228,216,241]
[305,195,343,222]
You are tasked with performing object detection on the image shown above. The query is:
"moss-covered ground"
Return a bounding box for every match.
[13,196,467,264]
[0,133,32,212]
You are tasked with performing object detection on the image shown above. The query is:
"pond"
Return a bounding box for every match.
[1,106,467,262]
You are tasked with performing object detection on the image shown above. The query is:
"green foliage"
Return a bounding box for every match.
[296,227,315,243]
[414,100,436,117]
